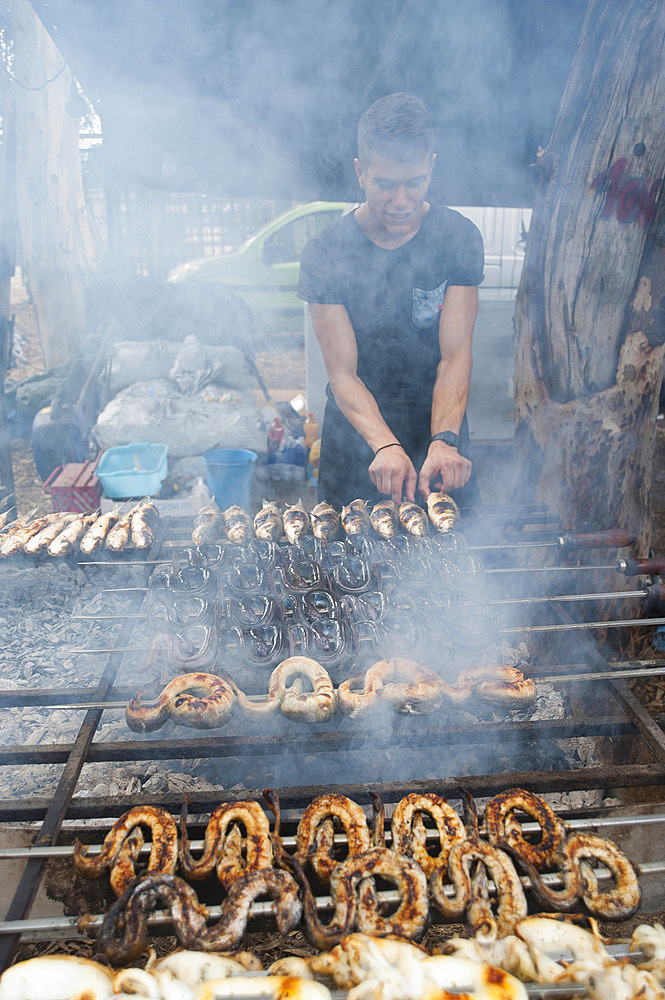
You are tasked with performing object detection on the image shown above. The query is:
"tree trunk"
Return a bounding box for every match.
[513,0,665,561]
[11,0,100,367]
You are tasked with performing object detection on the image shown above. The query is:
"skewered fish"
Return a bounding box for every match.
[341,498,371,535]
[47,513,97,556]
[427,490,460,531]
[192,504,225,546]
[79,510,119,555]
[231,656,337,722]
[310,500,339,540]
[398,500,429,536]
[283,499,310,544]
[223,504,253,544]
[105,510,133,552]
[131,499,159,549]
[254,500,283,540]
[369,498,399,538]
[21,514,77,556]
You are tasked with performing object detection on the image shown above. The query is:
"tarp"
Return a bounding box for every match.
[35,0,588,205]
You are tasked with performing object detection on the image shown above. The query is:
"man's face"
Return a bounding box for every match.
[354,150,435,238]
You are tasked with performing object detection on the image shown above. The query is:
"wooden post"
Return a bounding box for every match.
[11,0,100,367]
[513,0,665,562]
[0,98,17,513]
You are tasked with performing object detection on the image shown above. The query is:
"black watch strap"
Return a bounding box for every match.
[431,431,459,448]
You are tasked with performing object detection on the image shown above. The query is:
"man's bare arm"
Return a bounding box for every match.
[417,285,478,498]
[310,302,418,503]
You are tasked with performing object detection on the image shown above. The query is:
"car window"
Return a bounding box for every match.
[262,210,340,266]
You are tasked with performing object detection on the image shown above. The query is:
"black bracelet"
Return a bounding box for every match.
[374,442,403,456]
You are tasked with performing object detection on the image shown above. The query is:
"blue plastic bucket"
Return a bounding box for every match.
[203,448,257,510]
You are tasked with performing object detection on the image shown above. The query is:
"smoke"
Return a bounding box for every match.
[40,0,586,202]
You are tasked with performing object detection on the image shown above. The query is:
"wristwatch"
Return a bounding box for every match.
[431,431,459,448]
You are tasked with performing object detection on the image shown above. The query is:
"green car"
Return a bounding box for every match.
[167,201,351,333]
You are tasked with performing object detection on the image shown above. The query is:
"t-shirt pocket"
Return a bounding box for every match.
[412,280,448,330]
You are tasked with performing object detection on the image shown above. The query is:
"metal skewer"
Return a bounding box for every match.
[499,616,665,634]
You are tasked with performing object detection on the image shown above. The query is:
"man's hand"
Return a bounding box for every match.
[369,445,418,504]
[418,440,471,499]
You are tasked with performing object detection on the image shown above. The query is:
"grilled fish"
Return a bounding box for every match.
[254,500,283,541]
[79,511,119,555]
[192,504,224,547]
[283,499,310,544]
[21,514,77,556]
[370,499,399,538]
[131,499,160,549]
[341,498,371,535]
[426,491,460,532]
[223,505,252,545]
[48,513,96,557]
[398,501,429,536]
[105,512,132,552]
[310,501,339,541]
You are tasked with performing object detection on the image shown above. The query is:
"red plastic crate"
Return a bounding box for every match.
[42,458,102,513]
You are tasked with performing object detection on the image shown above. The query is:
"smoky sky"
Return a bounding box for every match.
[37,0,586,203]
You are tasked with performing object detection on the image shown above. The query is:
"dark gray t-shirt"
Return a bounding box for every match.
[297,204,484,507]
[298,204,484,404]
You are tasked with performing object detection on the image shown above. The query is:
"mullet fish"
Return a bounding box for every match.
[310,501,339,541]
[223,505,253,545]
[398,501,429,536]
[192,504,224,547]
[426,491,460,532]
[131,499,160,549]
[47,513,97,557]
[370,499,399,538]
[254,500,283,541]
[283,500,310,544]
[79,511,120,555]
[341,498,371,535]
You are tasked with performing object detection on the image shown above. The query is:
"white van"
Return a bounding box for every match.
[305,205,531,442]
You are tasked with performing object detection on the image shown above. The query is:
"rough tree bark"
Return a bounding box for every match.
[513,0,665,560]
[11,0,100,367]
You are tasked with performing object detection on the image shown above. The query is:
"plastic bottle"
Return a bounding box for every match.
[308,438,321,485]
[267,416,283,454]
[303,412,320,449]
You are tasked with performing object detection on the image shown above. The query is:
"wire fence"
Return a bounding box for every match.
[85,188,292,279]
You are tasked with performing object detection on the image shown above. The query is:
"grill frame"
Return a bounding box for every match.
[2,502,665,972]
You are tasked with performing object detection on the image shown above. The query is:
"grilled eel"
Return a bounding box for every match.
[266,788,428,950]
[429,789,527,939]
[390,792,466,877]
[439,664,537,708]
[338,658,443,717]
[484,787,568,869]
[295,794,371,885]
[93,869,302,966]
[73,805,178,897]
[180,799,273,889]
[231,656,336,722]
[125,672,235,732]
[505,830,641,921]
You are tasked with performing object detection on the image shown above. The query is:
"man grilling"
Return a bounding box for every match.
[297,92,484,511]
